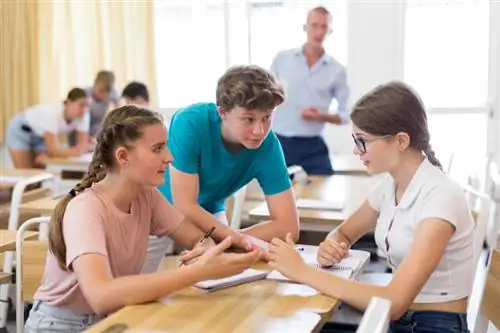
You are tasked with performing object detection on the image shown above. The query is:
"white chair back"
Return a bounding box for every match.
[356,297,391,333]
[472,249,500,333]
[15,216,50,333]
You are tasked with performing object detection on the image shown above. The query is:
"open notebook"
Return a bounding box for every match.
[296,198,344,211]
[267,253,361,283]
[195,268,269,291]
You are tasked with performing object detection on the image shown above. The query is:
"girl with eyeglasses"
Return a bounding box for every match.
[267,81,474,333]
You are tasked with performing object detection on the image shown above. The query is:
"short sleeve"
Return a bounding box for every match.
[168,111,201,174]
[63,195,108,269]
[416,184,465,229]
[256,132,292,196]
[75,112,90,133]
[368,175,391,212]
[150,188,184,236]
[43,108,60,134]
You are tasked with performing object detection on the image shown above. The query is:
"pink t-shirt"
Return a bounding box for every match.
[34,185,183,314]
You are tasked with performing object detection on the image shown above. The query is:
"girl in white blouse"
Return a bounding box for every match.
[6,88,92,168]
[268,81,474,333]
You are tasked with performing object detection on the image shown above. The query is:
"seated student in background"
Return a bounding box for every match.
[148,65,299,273]
[86,70,120,137]
[25,105,262,332]
[122,81,149,106]
[267,81,474,333]
[6,87,92,168]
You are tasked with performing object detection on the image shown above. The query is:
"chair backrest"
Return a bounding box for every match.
[16,216,50,333]
[356,297,391,333]
[487,161,500,250]
[473,248,500,333]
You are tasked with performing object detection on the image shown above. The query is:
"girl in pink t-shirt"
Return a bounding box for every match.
[25,105,261,332]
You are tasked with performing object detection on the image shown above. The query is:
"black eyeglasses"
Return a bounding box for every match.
[352,134,392,153]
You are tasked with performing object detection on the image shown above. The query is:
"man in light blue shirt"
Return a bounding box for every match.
[271,6,349,175]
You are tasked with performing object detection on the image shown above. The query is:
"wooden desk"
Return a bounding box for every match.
[0,229,38,253]
[331,154,366,175]
[45,153,92,174]
[18,195,60,216]
[249,175,377,232]
[0,169,52,191]
[85,247,370,333]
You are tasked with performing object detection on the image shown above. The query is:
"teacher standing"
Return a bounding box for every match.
[270,6,350,175]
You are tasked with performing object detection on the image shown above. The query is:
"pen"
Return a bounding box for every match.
[178,226,216,267]
[296,246,305,252]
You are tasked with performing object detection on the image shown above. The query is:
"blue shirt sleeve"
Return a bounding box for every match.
[256,132,292,196]
[331,67,350,124]
[168,111,200,174]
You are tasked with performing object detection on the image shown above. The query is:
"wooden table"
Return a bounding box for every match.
[249,175,377,232]
[85,247,370,333]
[18,195,60,216]
[0,169,53,191]
[0,229,38,284]
[331,153,367,175]
[45,153,93,174]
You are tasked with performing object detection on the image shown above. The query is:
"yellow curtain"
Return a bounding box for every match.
[37,0,157,106]
[0,2,39,143]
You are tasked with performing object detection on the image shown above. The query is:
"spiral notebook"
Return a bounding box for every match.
[194,268,269,291]
[267,253,356,283]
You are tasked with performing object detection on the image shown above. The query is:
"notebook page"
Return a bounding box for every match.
[267,263,353,283]
[195,268,268,291]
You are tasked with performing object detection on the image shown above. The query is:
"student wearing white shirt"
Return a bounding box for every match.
[267,81,474,332]
[6,87,92,168]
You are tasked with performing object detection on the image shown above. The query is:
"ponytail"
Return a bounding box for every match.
[422,143,442,171]
[49,158,105,271]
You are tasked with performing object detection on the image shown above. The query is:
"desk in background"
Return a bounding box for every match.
[249,175,376,232]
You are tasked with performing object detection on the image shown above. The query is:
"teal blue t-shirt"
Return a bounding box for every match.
[158,102,292,213]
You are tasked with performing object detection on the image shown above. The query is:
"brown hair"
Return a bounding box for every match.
[216,65,284,111]
[94,70,115,92]
[350,81,442,169]
[66,87,87,102]
[49,105,164,270]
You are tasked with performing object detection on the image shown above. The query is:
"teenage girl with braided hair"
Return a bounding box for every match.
[267,81,474,332]
[25,105,262,332]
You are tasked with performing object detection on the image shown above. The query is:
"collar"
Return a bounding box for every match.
[396,158,435,210]
[294,46,331,65]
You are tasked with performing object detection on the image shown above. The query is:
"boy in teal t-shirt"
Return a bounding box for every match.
[158,65,299,251]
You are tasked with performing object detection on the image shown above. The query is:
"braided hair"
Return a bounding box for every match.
[49,105,164,270]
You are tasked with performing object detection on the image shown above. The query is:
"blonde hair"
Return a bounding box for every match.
[49,105,164,270]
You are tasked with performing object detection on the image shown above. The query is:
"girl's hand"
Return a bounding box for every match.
[178,237,216,266]
[317,238,348,267]
[268,233,308,281]
[194,237,262,280]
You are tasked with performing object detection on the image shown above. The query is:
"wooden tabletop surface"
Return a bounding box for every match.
[18,195,61,216]
[45,153,93,166]
[85,247,370,333]
[0,229,38,252]
[249,175,377,228]
[0,169,52,191]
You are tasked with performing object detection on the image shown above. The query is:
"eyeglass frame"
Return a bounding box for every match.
[352,133,393,153]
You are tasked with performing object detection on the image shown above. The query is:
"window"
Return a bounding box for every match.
[154,0,348,108]
[404,0,492,181]
[404,0,489,108]
[247,1,347,68]
[154,0,227,108]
